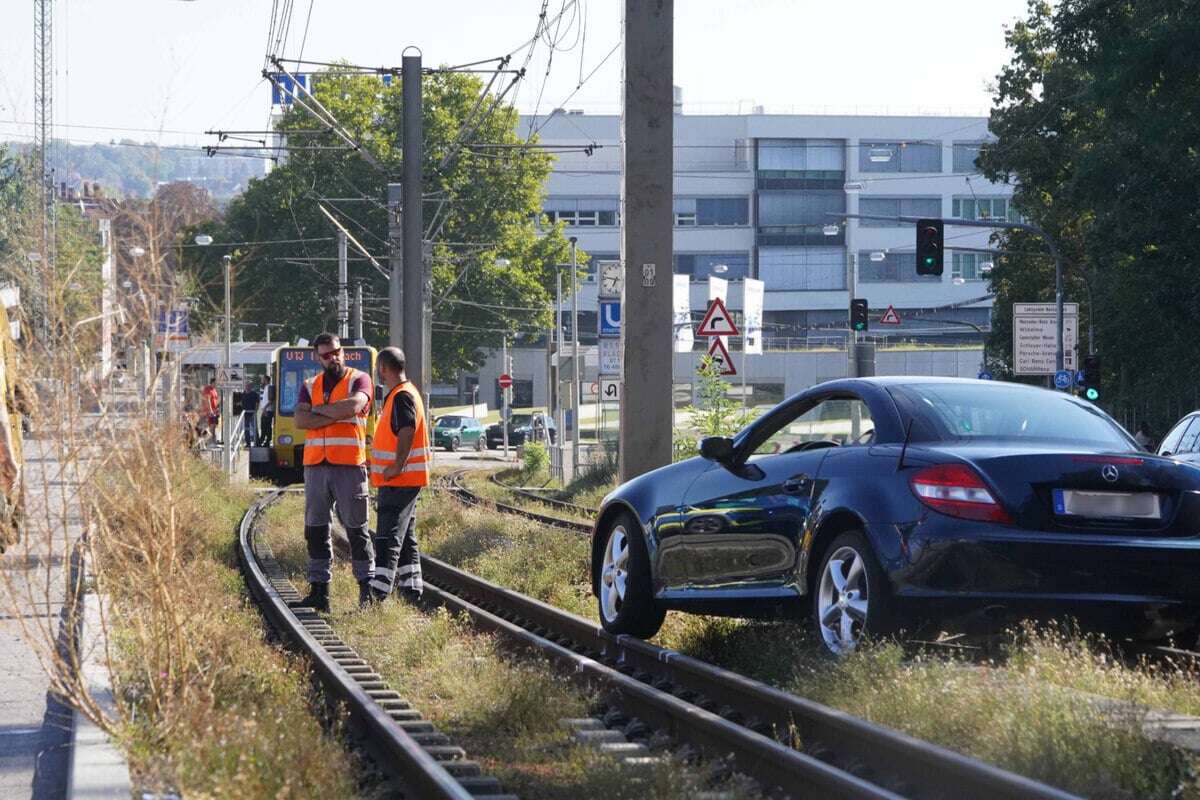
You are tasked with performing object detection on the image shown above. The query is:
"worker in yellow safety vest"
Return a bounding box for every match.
[292,333,375,611]
[366,346,429,602]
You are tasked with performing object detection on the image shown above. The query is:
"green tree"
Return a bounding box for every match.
[981,0,1200,432]
[188,68,578,381]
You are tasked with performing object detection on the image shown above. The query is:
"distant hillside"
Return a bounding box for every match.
[4,139,267,200]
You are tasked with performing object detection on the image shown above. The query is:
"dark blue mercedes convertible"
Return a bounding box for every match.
[591,377,1200,655]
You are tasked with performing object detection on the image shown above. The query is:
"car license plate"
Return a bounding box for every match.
[1052,489,1161,519]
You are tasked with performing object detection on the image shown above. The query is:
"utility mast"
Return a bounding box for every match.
[33,0,56,320]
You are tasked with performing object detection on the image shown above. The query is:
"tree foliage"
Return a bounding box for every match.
[187,69,578,381]
[981,0,1200,433]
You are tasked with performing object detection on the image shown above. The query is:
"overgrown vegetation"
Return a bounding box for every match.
[521,439,549,479]
[673,356,756,461]
[260,494,760,800]
[87,433,362,797]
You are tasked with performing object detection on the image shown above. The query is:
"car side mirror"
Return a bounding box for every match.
[700,436,736,464]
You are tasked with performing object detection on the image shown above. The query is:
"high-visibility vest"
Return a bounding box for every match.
[370,381,429,487]
[302,368,369,467]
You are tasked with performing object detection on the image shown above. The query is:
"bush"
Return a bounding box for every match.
[521,440,548,478]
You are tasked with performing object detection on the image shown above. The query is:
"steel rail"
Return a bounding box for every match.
[419,556,1080,800]
[486,472,594,518]
[443,471,591,533]
[236,490,502,800]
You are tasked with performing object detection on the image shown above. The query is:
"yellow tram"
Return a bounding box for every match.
[253,344,378,483]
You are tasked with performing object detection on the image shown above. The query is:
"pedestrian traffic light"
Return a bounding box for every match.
[916,219,944,276]
[1080,354,1101,401]
[850,298,869,332]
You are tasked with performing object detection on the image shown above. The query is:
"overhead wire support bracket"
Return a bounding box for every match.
[316,203,389,279]
[265,59,390,175]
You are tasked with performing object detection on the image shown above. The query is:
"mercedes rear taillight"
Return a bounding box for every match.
[910,463,1013,524]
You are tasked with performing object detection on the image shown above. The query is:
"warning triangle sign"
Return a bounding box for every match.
[696,297,740,337]
[705,336,737,376]
[879,304,902,325]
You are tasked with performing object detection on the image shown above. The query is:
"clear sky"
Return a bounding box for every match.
[0,0,1033,149]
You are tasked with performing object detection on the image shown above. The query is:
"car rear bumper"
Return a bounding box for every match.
[869,519,1200,636]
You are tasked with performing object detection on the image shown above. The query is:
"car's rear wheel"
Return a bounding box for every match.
[475,435,485,451]
[448,436,459,452]
[812,530,894,656]
[597,513,665,639]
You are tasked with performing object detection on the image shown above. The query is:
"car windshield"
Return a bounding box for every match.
[436,416,463,428]
[510,414,532,427]
[889,382,1135,449]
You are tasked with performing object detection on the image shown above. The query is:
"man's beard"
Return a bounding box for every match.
[323,363,345,382]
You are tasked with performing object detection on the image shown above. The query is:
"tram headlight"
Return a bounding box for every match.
[279,435,293,445]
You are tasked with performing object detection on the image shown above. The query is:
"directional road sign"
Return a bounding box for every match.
[599,337,621,376]
[1013,302,1078,374]
[600,378,620,401]
[696,297,739,337]
[599,300,621,336]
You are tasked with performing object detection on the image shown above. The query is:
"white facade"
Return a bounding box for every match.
[524,110,1010,343]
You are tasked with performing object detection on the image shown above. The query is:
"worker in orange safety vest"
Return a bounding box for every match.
[366,346,429,602]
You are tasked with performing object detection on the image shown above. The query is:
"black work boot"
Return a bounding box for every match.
[358,580,379,608]
[293,582,330,613]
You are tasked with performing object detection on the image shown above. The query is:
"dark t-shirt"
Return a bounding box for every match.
[241,388,260,413]
[390,387,416,435]
[297,369,372,408]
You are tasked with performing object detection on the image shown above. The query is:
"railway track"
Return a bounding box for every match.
[442,471,591,533]
[431,472,1079,799]
[486,473,594,519]
[237,489,516,799]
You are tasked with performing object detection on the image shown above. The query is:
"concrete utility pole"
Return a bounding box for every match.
[352,281,363,342]
[337,230,349,338]
[222,254,233,474]
[401,51,429,396]
[388,182,402,343]
[502,335,510,459]
[570,237,580,477]
[619,0,674,483]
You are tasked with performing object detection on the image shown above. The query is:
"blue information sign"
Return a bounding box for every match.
[977,371,993,381]
[598,300,621,336]
[1054,370,1073,390]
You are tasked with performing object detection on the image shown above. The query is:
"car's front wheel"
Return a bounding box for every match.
[812,530,895,656]
[596,513,665,639]
[475,435,485,451]
[448,436,459,452]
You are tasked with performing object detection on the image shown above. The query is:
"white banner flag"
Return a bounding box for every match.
[673,274,693,353]
[708,276,728,303]
[743,278,764,355]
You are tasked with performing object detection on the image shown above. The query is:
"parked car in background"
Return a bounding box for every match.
[433,415,485,452]
[1157,411,1200,465]
[591,377,1200,656]
[486,413,556,448]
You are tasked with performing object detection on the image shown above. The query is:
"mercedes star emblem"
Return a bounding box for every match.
[1101,464,1120,483]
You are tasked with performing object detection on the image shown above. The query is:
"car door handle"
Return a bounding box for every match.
[782,475,810,494]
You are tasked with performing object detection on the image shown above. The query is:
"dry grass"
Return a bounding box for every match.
[86,434,362,797]
[261,493,762,799]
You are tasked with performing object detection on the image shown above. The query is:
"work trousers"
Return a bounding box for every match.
[258,410,274,446]
[369,486,422,599]
[303,463,373,583]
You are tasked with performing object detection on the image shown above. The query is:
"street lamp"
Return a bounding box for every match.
[194,234,213,246]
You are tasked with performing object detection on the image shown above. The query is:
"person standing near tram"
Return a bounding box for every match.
[366,346,429,603]
[291,333,375,611]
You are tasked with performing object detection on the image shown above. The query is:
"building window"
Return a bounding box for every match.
[542,197,619,227]
[673,252,749,280]
[858,197,942,227]
[952,196,1020,222]
[673,197,748,227]
[951,252,991,281]
[758,247,845,291]
[858,141,942,173]
[952,141,992,173]
[857,251,940,283]
[757,138,845,172]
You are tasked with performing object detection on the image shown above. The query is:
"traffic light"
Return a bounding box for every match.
[850,298,869,332]
[1080,354,1101,401]
[916,219,944,276]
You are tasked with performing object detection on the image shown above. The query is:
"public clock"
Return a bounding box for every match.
[600,261,623,297]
